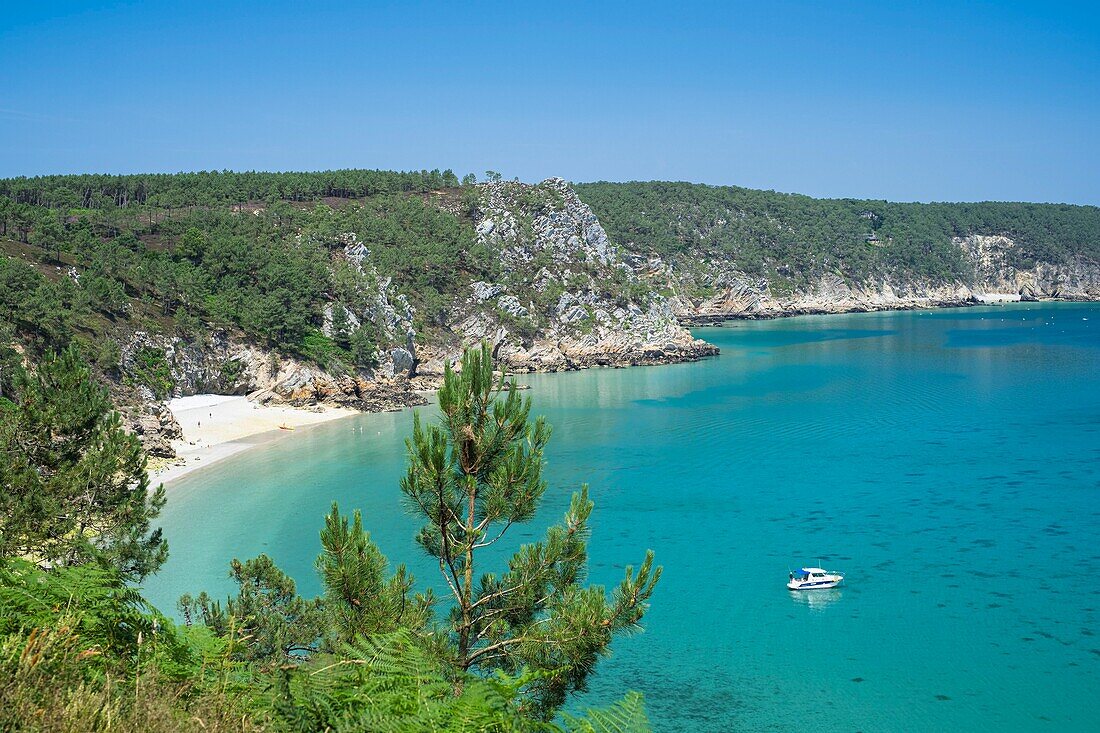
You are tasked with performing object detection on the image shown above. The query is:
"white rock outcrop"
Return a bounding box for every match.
[662,235,1099,322]
[449,178,717,371]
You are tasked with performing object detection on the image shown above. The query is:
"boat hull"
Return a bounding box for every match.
[787,578,843,590]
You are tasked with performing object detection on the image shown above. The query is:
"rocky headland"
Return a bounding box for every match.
[647,234,1100,323]
[116,180,719,461]
[444,178,717,371]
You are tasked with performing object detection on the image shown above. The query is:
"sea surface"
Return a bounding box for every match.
[145,302,1100,732]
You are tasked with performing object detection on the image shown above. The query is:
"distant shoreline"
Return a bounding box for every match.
[677,294,1096,326]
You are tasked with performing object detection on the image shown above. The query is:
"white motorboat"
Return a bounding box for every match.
[787,567,844,590]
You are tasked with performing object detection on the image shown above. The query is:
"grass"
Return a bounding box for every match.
[0,624,263,733]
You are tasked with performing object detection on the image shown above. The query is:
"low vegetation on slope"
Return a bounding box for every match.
[574,181,1100,288]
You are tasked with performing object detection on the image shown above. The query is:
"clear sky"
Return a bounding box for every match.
[1,1,1097,203]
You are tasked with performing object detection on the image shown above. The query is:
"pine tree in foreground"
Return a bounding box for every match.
[0,346,166,580]
[401,342,661,716]
[182,502,434,664]
[316,501,434,645]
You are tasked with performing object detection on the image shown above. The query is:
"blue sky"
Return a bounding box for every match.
[1,1,1097,203]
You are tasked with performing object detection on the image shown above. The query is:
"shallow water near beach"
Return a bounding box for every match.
[145,302,1100,731]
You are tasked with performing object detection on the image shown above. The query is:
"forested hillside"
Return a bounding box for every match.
[0,170,713,424]
[2,169,1098,404]
[0,170,475,366]
[575,181,1100,288]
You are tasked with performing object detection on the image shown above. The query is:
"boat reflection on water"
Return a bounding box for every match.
[788,588,843,612]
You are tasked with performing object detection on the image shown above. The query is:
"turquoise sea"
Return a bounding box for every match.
[145,302,1100,732]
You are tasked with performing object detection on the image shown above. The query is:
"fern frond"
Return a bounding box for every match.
[560,691,651,733]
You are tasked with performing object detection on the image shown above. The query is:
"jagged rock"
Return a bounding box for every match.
[115,384,182,459]
[561,305,589,324]
[390,348,415,376]
[325,231,417,353]
[471,281,504,301]
[338,231,370,267]
[496,295,529,318]
[321,302,362,338]
[452,178,719,371]
[120,330,252,397]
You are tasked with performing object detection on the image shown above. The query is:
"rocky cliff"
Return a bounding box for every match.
[662,234,1100,322]
[320,231,419,378]
[573,180,1100,322]
[439,178,716,371]
[957,235,1100,300]
[116,329,425,458]
[116,179,723,459]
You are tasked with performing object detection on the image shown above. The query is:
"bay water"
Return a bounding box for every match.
[145,302,1100,731]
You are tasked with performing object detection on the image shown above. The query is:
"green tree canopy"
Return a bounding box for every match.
[180,554,325,664]
[316,502,434,645]
[401,343,661,716]
[0,347,166,580]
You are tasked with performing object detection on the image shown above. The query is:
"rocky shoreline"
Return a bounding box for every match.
[666,234,1099,324]
[493,337,719,372]
[123,328,716,465]
[675,294,1099,326]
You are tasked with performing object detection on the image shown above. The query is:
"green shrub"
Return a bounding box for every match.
[128,346,174,399]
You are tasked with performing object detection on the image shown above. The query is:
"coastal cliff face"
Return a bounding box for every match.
[438,178,716,371]
[320,231,419,378]
[571,181,1100,322]
[116,178,723,458]
[661,234,1100,322]
[957,235,1100,300]
[116,329,426,457]
[664,264,969,321]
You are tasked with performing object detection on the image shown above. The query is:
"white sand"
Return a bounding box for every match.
[150,395,356,486]
[974,292,1022,303]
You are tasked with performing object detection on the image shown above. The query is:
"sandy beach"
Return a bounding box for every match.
[974,292,1023,303]
[150,395,356,486]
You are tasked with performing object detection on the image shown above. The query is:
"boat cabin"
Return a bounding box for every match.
[798,567,828,579]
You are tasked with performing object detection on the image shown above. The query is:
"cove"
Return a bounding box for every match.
[145,302,1100,732]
